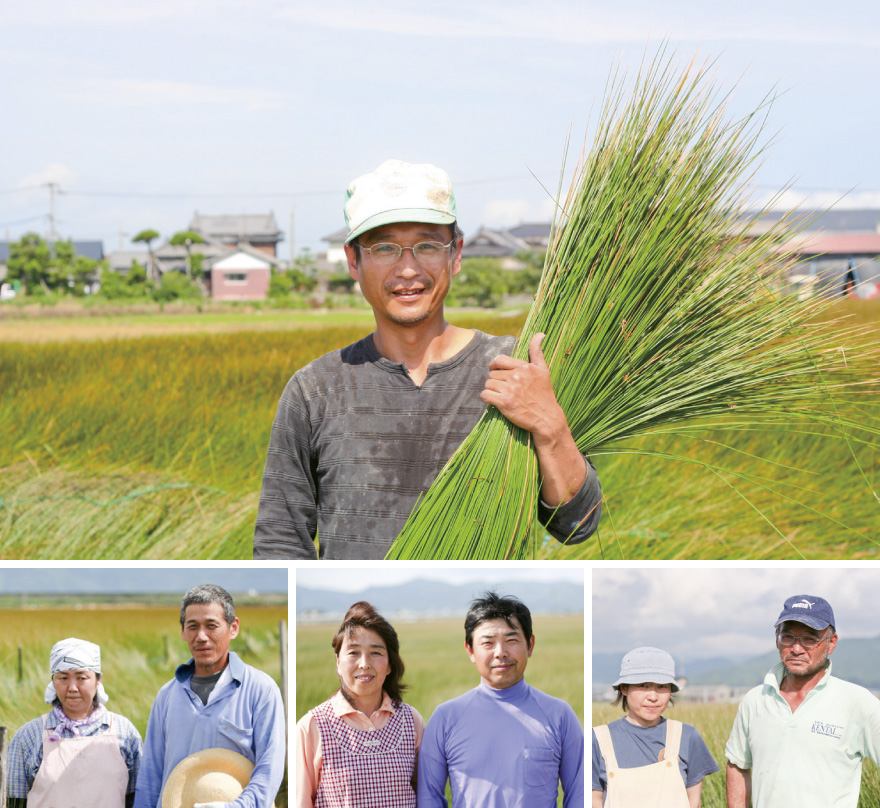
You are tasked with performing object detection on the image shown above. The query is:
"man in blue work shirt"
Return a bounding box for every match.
[134,584,286,808]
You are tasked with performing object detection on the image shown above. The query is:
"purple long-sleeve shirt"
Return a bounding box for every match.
[418,678,585,808]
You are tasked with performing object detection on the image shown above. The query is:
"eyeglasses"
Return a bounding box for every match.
[359,240,454,268]
[776,631,828,649]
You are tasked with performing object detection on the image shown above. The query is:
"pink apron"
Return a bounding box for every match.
[27,713,128,808]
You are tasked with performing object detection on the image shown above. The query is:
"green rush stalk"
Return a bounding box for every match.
[386,49,879,560]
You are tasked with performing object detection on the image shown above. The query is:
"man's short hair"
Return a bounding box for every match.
[464,591,533,648]
[180,584,236,627]
[350,221,464,266]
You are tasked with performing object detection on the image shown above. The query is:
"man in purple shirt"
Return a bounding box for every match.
[418,592,584,807]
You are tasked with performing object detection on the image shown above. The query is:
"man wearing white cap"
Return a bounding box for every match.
[254,158,602,559]
[6,637,143,808]
[726,594,880,808]
[134,585,286,808]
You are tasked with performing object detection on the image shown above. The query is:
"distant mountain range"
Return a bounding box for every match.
[595,636,880,689]
[0,569,287,594]
[296,578,584,618]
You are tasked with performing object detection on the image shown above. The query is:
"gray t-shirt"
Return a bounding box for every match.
[592,716,719,794]
[254,330,601,559]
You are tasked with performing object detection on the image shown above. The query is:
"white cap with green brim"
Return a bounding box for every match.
[344,159,457,243]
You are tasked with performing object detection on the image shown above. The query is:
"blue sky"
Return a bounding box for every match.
[3,1,878,258]
[593,566,880,662]
[0,567,288,594]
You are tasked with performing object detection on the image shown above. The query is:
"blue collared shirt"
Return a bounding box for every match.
[133,651,286,808]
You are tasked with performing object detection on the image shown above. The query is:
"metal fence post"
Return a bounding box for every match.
[1,725,8,805]
[279,620,288,729]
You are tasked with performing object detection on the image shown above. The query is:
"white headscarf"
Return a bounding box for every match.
[43,637,109,705]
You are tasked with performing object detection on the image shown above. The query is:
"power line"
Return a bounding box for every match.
[0,175,529,199]
[0,213,48,228]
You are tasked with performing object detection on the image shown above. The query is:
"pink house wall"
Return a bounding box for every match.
[210,267,270,301]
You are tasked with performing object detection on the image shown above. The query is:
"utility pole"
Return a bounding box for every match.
[289,209,295,266]
[46,182,59,241]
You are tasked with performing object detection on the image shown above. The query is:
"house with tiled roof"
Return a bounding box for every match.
[189,212,283,257]
[742,208,880,298]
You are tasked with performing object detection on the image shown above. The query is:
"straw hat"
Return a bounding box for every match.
[161,748,266,808]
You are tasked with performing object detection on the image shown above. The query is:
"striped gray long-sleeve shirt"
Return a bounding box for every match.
[253,330,601,559]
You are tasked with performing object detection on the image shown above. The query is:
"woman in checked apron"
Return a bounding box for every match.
[6,637,143,808]
[592,647,719,807]
[295,601,424,808]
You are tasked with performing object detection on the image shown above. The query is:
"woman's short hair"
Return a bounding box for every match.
[332,601,407,706]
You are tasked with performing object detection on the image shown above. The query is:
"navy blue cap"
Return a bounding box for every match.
[775,595,835,631]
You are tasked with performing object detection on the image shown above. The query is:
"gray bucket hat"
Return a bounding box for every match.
[613,646,680,692]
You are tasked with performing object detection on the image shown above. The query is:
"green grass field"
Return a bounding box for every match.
[592,700,880,807]
[1,605,288,806]
[1,303,877,559]
[297,614,583,807]
[296,614,584,725]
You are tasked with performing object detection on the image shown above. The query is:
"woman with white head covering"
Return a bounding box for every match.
[6,637,143,808]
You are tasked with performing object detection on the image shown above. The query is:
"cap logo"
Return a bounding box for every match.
[792,600,815,609]
[381,172,407,197]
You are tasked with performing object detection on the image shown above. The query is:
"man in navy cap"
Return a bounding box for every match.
[725,595,880,808]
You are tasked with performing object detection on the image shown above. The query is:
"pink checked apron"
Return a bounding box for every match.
[313,699,417,808]
[27,713,128,808]
[594,718,689,808]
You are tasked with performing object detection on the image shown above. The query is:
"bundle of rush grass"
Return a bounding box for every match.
[386,50,879,560]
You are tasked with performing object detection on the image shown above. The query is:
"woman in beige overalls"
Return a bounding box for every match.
[592,647,719,808]
[6,637,143,808]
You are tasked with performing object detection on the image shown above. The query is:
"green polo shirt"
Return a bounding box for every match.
[725,661,880,807]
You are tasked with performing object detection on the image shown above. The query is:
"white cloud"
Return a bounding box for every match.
[3,0,240,24]
[277,1,878,48]
[17,162,79,190]
[757,188,880,211]
[593,567,880,661]
[7,0,877,48]
[10,163,80,211]
[479,197,558,229]
[67,78,286,110]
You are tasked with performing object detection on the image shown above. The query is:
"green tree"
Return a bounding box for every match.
[505,250,546,296]
[99,260,153,300]
[169,230,206,279]
[132,229,160,283]
[5,234,100,295]
[150,270,201,303]
[5,233,53,292]
[448,257,505,308]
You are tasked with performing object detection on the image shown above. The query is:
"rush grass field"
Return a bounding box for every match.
[295,614,584,725]
[1,303,877,559]
[592,700,880,808]
[0,604,289,805]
